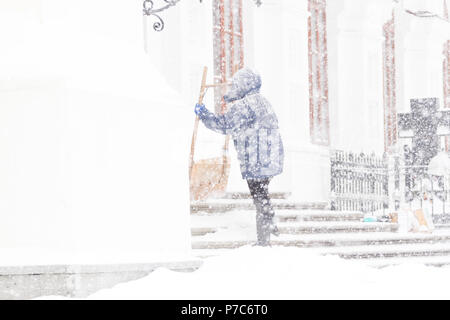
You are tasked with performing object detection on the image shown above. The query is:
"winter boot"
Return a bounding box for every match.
[259,204,279,237]
[266,207,280,237]
[269,223,280,237]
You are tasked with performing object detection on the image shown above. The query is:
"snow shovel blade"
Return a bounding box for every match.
[190,156,230,201]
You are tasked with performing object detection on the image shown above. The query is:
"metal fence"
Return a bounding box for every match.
[330,150,389,212]
[397,163,450,219]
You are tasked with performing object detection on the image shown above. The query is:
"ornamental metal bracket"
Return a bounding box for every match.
[143,0,181,32]
[143,0,262,32]
[405,9,449,22]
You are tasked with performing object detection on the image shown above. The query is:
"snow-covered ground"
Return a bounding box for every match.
[60,246,450,300]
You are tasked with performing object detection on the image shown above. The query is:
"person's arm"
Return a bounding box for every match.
[195,102,256,135]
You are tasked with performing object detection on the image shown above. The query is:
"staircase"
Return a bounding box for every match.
[190,193,450,268]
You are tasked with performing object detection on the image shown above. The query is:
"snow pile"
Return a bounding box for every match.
[84,246,450,300]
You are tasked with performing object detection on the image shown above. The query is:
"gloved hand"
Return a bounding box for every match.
[194,103,206,116]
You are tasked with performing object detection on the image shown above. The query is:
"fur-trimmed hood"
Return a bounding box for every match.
[223,68,262,103]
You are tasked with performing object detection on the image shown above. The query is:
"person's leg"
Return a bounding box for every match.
[247,178,269,245]
[257,178,279,236]
[247,178,277,245]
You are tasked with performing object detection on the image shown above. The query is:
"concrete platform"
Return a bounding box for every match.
[0,260,202,300]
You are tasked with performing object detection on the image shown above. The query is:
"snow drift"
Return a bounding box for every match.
[86,246,450,300]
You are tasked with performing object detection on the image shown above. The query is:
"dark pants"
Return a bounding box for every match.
[247,178,275,243]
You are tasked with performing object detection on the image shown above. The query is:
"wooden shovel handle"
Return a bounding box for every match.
[189,66,208,180]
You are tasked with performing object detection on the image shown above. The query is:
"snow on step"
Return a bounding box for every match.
[192,230,450,249]
[276,210,364,222]
[190,210,255,234]
[191,210,396,239]
[277,221,398,234]
[318,242,450,260]
[190,248,450,269]
[192,241,450,266]
[191,209,364,227]
[273,231,450,248]
[191,248,236,259]
[220,192,290,200]
[192,240,252,250]
[190,222,398,239]
[365,256,450,268]
[190,209,450,266]
[191,200,328,213]
[191,227,218,236]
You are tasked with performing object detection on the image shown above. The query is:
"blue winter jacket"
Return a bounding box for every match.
[197,68,284,180]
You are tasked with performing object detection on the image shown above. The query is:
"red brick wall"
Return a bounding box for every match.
[212,0,244,113]
[308,0,330,146]
[444,40,450,109]
[383,13,397,153]
[444,40,449,151]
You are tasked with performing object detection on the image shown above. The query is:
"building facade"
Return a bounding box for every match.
[144,0,449,205]
[0,1,447,231]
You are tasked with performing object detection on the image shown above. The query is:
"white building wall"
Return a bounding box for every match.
[396,0,449,113]
[0,0,192,257]
[329,0,391,154]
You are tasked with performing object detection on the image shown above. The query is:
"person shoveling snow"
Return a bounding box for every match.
[194,68,284,246]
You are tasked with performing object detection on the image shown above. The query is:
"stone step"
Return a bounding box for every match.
[277,221,398,234]
[191,209,364,222]
[435,224,450,230]
[365,256,450,268]
[276,211,364,222]
[191,227,218,236]
[192,240,252,250]
[192,240,450,264]
[190,222,398,238]
[191,231,450,250]
[432,214,450,224]
[191,201,328,214]
[192,246,450,268]
[219,192,291,200]
[191,211,367,232]
[321,243,450,260]
[191,215,379,237]
[273,233,450,248]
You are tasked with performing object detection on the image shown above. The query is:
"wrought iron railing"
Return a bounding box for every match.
[330,150,389,212]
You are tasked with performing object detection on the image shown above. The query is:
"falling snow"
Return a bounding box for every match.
[0,0,449,300]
